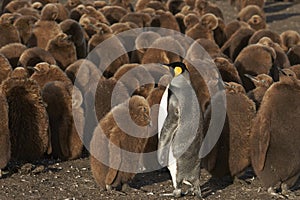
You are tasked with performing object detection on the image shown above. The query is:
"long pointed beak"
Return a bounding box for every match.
[277,67,287,76]
[244,74,259,82]
[27,66,40,72]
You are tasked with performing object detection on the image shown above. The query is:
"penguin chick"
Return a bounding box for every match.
[115,64,155,98]
[90,95,151,191]
[13,15,38,45]
[27,4,62,49]
[258,37,290,69]
[41,81,83,160]
[1,67,49,161]
[202,82,256,178]
[65,59,101,92]
[214,57,242,84]
[234,44,276,92]
[100,5,128,25]
[248,29,282,46]
[131,31,161,63]
[150,10,180,32]
[46,33,77,70]
[237,5,265,22]
[0,43,27,69]
[0,15,21,48]
[30,62,73,92]
[0,54,12,84]
[194,0,224,19]
[19,47,57,69]
[221,27,255,62]
[142,36,185,64]
[59,19,87,59]
[251,68,300,196]
[247,14,266,31]
[245,74,273,109]
[186,13,219,41]
[0,88,10,177]
[287,45,300,66]
[280,30,300,52]
[120,12,151,28]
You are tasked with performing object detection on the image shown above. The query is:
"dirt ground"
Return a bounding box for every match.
[1,0,300,200]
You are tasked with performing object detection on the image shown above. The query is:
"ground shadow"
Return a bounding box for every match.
[267,12,300,23]
[264,2,294,13]
[129,168,171,189]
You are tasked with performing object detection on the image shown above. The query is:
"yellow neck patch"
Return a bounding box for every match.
[174,66,182,76]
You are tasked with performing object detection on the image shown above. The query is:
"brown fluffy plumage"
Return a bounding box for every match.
[221,27,255,62]
[120,12,151,27]
[30,62,73,92]
[41,81,83,160]
[249,29,282,46]
[0,54,12,83]
[27,4,62,49]
[150,10,180,32]
[287,45,300,66]
[0,18,21,48]
[19,47,57,68]
[245,74,273,110]
[203,82,256,178]
[114,64,155,98]
[100,5,127,25]
[186,13,219,41]
[0,43,27,69]
[1,67,49,161]
[194,0,224,19]
[251,69,300,193]
[258,37,290,69]
[59,19,87,59]
[0,88,10,175]
[234,44,276,91]
[214,57,242,84]
[280,30,300,52]
[142,36,184,64]
[131,31,161,63]
[13,15,38,45]
[90,95,151,190]
[46,33,77,70]
[237,5,265,22]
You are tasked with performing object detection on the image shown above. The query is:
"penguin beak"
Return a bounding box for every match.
[278,67,287,76]
[244,74,259,83]
[27,66,39,72]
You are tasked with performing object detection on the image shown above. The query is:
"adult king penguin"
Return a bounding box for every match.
[157,62,203,198]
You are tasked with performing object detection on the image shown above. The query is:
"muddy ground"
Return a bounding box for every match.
[1,0,300,199]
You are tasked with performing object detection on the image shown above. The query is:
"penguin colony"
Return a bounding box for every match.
[0,0,299,198]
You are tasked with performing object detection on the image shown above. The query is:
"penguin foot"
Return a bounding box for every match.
[281,184,297,199]
[105,184,112,192]
[121,183,130,192]
[173,188,182,198]
[159,189,183,198]
[267,187,286,199]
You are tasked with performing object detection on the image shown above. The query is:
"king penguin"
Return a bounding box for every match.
[157,62,203,198]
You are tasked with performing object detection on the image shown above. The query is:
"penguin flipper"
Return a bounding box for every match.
[105,131,122,185]
[252,114,271,171]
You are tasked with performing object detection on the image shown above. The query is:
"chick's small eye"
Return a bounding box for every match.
[143,107,147,112]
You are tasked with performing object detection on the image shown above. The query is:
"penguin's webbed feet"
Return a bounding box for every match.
[267,187,286,199]
[159,188,183,198]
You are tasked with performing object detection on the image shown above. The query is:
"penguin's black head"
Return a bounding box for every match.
[163,62,188,77]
